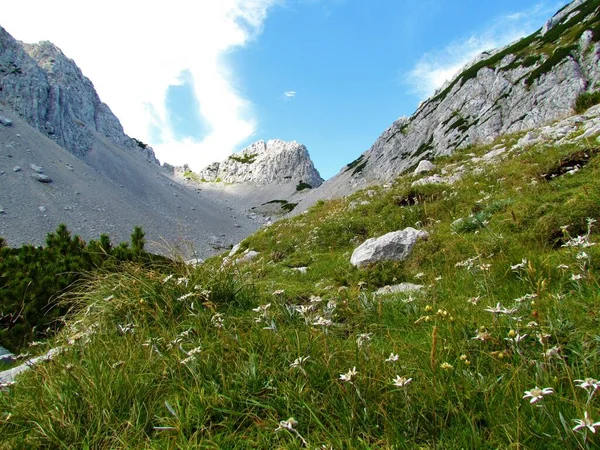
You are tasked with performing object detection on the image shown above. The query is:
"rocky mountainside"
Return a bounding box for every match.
[191,139,323,188]
[0,26,157,163]
[295,0,600,212]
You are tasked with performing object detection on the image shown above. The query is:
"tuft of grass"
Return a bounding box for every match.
[575,91,600,114]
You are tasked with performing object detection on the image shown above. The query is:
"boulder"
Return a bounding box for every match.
[350,227,429,268]
[0,347,62,387]
[0,116,12,127]
[29,164,44,174]
[237,250,260,264]
[414,160,435,174]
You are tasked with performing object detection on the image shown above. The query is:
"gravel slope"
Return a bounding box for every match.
[0,109,263,258]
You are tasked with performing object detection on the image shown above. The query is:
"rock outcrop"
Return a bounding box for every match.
[296,0,600,211]
[192,139,323,187]
[0,26,158,163]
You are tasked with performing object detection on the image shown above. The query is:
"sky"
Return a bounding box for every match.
[2,0,570,179]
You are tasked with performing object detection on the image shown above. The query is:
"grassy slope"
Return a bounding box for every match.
[1,123,600,448]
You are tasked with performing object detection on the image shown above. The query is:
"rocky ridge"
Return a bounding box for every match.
[0,27,158,163]
[190,139,323,188]
[295,0,600,212]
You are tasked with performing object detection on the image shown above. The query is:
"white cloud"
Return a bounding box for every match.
[405,1,568,100]
[2,0,279,170]
[284,90,297,99]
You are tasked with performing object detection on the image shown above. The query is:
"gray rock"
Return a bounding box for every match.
[237,250,260,264]
[0,346,15,364]
[0,115,12,126]
[414,160,435,174]
[373,283,424,296]
[0,347,63,387]
[32,173,52,183]
[12,166,21,172]
[29,164,44,173]
[350,227,429,268]
[482,147,506,162]
[0,206,4,214]
[229,243,242,257]
[39,206,46,212]
[291,267,308,274]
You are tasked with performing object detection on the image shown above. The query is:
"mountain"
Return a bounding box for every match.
[295,0,600,212]
[193,139,323,187]
[173,139,323,216]
[0,27,264,257]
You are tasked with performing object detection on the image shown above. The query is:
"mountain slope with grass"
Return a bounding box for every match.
[1,101,599,448]
[296,0,600,213]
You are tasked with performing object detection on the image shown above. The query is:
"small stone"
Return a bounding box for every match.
[373,283,424,296]
[0,116,12,127]
[32,173,52,183]
[12,166,21,172]
[39,206,46,212]
[0,206,5,214]
[29,164,44,174]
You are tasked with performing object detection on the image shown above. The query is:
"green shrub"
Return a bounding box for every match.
[574,91,600,114]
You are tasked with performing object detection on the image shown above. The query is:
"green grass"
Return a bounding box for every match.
[1,123,600,448]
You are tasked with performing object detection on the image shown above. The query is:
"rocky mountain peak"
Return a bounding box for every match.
[193,139,323,187]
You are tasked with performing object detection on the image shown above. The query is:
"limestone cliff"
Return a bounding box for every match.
[193,139,323,187]
[0,27,158,163]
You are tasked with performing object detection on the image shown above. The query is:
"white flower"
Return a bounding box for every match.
[511,258,528,271]
[117,323,134,335]
[514,293,537,303]
[339,367,358,383]
[556,264,569,269]
[211,313,224,329]
[543,346,561,359]
[290,356,310,370]
[484,302,517,315]
[573,411,600,433]
[505,333,527,344]
[162,274,174,284]
[571,273,584,281]
[392,375,412,387]
[385,353,399,363]
[467,296,481,305]
[309,295,323,304]
[187,346,202,356]
[177,292,195,301]
[522,386,554,403]
[176,277,189,286]
[575,377,600,393]
[272,289,285,296]
[275,417,298,431]
[312,316,333,327]
[180,355,196,365]
[356,333,372,348]
[252,303,271,313]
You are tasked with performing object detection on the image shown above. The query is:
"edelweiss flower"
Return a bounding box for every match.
[392,375,412,387]
[523,386,554,404]
[385,353,399,363]
[356,333,372,348]
[312,316,333,327]
[177,292,195,301]
[511,258,528,271]
[162,274,174,284]
[505,332,527,344]
[573,411,600,433]
[543,346,561,360]
[275,417,298,432]
[290,356,310,370]
[176,277,189,286]
[575,377,600,393]
[339,367,358,383]
[211,313,224,329]
[571,273,584,281]
[484,302,517,315]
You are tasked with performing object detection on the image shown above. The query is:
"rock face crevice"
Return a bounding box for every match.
[297,0,600,210]
[194,139,323,187]
[0,28,158,163]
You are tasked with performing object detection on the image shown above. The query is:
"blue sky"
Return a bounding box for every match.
[3,0,569,179]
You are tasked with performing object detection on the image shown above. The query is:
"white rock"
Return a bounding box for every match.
[414,160,435,174]
[237,250,260,264]
[0,347,63,386]
[350,228,429,268]
[373,283,423,295]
